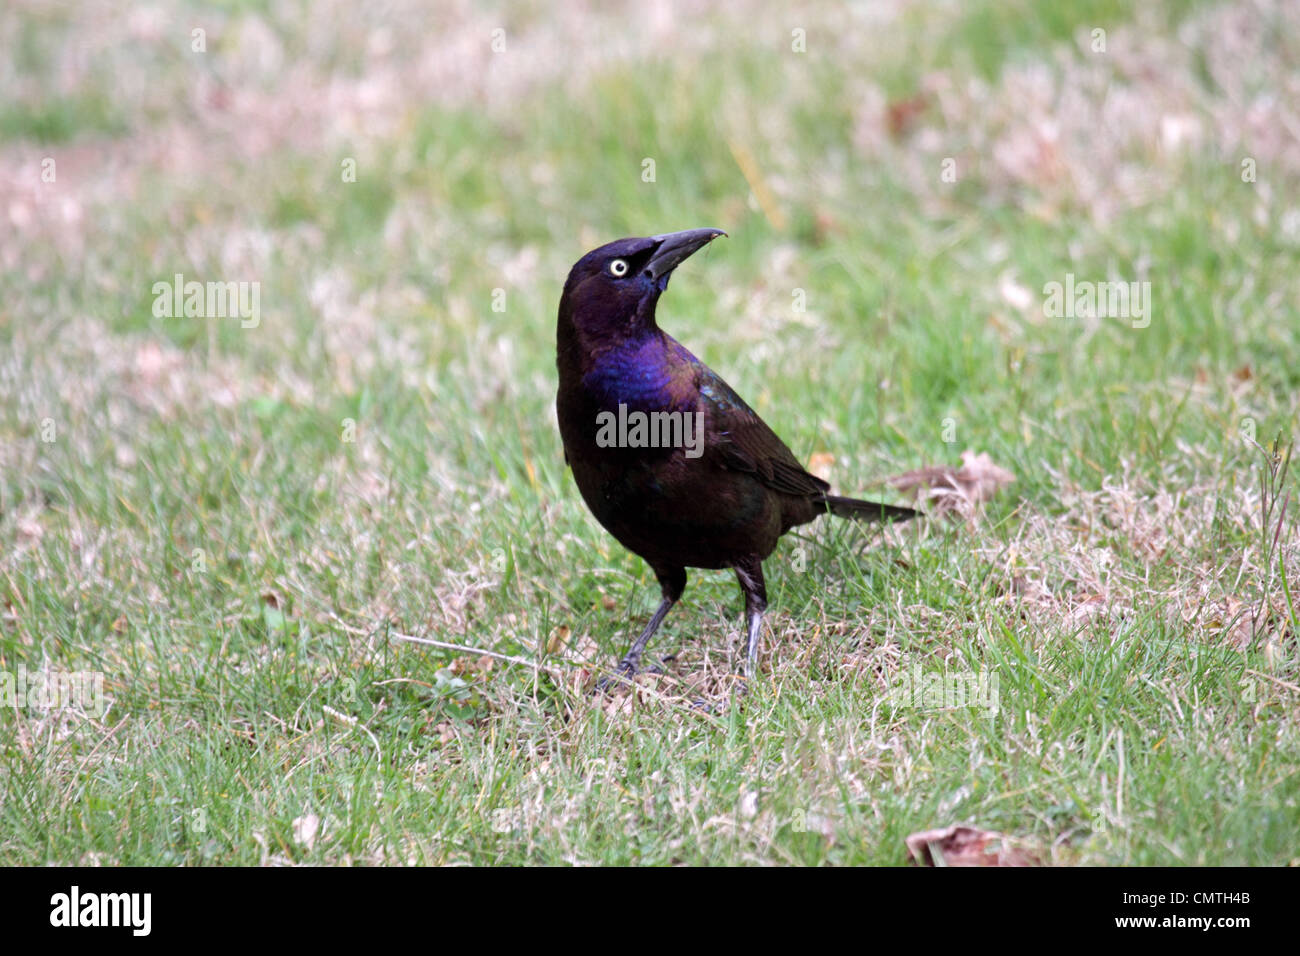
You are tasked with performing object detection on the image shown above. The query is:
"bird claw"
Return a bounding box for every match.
[643,653,677,676]
[593,660,639,694]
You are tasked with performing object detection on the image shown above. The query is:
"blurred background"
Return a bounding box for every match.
[2,0,1298,864]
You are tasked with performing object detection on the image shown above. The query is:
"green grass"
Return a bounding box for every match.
[1,0,1298,865]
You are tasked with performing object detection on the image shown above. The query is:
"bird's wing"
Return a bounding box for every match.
[691,362,830,498]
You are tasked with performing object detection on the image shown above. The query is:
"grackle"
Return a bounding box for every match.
[556,228,917,688]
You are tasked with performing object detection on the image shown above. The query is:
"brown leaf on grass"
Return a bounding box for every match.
[887,450,1016,518]
[1066,592,1111,625]
[545,625,570,655]
[905,824,1039,867]
[1187,595,1288,654]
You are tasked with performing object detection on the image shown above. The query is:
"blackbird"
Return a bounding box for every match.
[556,228,916,686]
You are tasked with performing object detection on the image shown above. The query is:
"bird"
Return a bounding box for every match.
[555,228,917,689]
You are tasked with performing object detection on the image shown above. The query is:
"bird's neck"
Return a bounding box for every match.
[558,302,659,376]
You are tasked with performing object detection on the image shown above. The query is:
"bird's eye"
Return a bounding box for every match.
[608,259,629,277]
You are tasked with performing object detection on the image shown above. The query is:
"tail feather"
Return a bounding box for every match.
[821,494,918,523]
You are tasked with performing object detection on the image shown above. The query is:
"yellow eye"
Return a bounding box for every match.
[609,259,629,277]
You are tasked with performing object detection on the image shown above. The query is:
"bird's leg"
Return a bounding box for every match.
[608,595,674,677]
[596,567,686,691]
[734,556,768,678]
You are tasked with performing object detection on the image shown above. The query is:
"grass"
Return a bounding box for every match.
[0,0,1298,865]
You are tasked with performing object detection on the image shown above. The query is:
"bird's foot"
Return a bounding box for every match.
[643,652,677,676]
[593,659,639,694]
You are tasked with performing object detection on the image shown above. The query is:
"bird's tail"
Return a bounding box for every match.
[821,495,918,523]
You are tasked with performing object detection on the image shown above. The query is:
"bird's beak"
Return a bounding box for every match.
[644,228,727,280]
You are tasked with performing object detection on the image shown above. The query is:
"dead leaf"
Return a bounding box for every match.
[292,812,320,851]
[545,625,570,654]
[905,824,1039,867]
[888,450,1015,518]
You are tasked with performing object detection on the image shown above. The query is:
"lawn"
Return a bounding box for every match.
[1,0,1297,865]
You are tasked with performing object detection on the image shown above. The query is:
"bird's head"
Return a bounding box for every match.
[558,228,726,349]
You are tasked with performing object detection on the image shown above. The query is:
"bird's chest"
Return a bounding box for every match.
[584,347,681,411]
[558,352,701,515]
[559,348,693,446]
